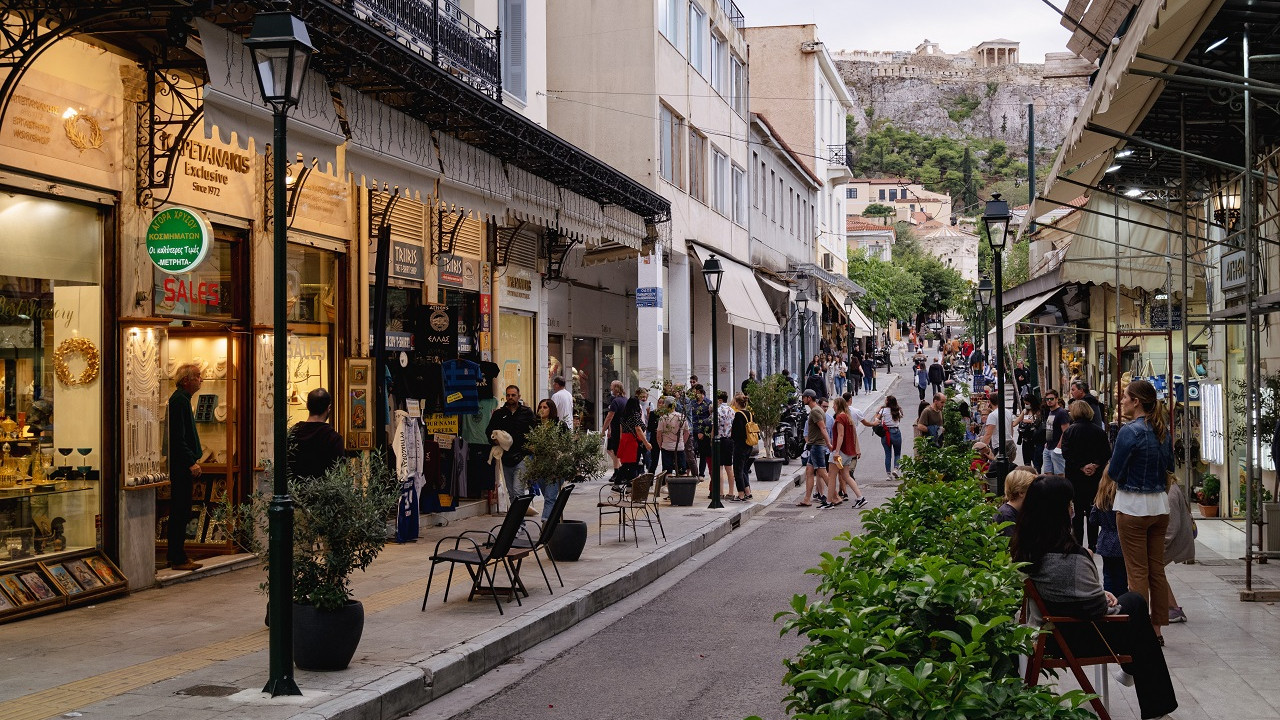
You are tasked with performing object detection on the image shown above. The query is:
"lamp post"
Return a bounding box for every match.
[247,9,314,698]
[982,194,1012,497]
[843,291,855,356]
[868,299,878,390]
[702,255,725,510]
[796,286,808,379]
[977,275,993,361]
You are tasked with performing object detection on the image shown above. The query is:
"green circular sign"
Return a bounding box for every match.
[146,207,212,274]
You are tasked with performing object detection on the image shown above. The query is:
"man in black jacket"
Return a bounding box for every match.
[167,363,204,571]
[287,388,346,482]
[928,358,946,396]
[486,384,537,501]
[1070,380,1107,430]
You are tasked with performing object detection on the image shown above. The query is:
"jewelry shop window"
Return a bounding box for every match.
[0,192,104,569]
[285,244,339,428]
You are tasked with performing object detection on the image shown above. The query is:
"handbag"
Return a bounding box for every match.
[873,422,886,438]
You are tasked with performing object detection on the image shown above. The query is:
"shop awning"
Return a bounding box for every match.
[197,20,344,170]
[339,85,440,195]
[1060,195,1189,292]
[988,287,1064,349]
[825,287,872,334]
[690,245,782,335]
[580,242,640,266]
[1027,0,1220,237]
[792,262,865,296]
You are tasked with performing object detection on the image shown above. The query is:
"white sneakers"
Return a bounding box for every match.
[1113,667,1135,687]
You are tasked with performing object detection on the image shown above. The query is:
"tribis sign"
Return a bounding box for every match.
[161,277,221,307]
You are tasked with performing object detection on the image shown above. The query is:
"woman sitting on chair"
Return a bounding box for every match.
[1012,474,1178,720]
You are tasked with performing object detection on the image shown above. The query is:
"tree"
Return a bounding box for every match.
[862,203,896,223]
[847,249,923,328]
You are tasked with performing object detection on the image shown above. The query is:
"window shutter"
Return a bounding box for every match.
[503,0,527,102]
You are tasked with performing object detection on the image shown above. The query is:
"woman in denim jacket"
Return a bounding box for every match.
[1106,379,1175,643]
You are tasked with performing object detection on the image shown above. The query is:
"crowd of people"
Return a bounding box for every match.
[996,378,1189,720]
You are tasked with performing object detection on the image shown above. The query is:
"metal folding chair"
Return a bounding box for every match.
[422,495,533,615]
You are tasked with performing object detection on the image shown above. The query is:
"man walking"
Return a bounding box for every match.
[486,385,537,502]
[167,363,204,571]
[928,357,945,396]
[1041,389,1070,474]
[551,375,574,430]
[601,380,627,470]
[687,384,713,478]
[797,389,832,508]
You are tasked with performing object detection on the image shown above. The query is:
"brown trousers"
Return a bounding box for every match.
[1117,512,1171,626]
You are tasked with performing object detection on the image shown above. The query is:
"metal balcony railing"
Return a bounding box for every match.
[346,0,502,99]
[718,0,745,29]
[827,144,850,167]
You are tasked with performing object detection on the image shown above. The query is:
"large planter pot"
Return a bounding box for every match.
[1198,504,1220,518]
[667,476,699,506]
[548,519,587,561]
[294,600,364,671]
[753,457,785,483]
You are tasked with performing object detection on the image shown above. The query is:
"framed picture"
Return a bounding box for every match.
[19,571,57,601]
[65,559,103,589]
[85,556,125,585]
[348,360,370,385]
[0,585,15,611]
[345,358,374,449]
[204,519,228,544]
[356,432,373,449]
[191,480,208,502]
[209,478,229,502]
[185,506,207,542]
[45,564,84,595]
[0,574,36,605]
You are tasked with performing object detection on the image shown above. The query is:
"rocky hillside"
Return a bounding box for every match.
[837,61,1090,154]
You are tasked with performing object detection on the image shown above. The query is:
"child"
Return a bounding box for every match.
[1091,471,1128,596]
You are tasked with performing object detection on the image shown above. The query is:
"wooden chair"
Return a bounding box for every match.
[422,495,533,616]
[1021,579,1133,720]
[499,483,575,593]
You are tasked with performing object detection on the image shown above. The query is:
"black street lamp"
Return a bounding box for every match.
[843,291,855,355]
[868,299,878,390]
[982,194,1012,497]
[247,9,314,698]
[977,274,994,360]
[796,286,808,380]
[702,254,725,511]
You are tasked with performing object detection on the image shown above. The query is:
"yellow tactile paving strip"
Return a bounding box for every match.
[0,512,616,720]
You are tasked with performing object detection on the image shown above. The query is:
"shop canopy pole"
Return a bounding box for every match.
[1242,27,1259,591]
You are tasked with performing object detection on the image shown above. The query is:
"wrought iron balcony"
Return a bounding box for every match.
[718,0,745,29]
[346,0,501,99]
[828,144,850,167]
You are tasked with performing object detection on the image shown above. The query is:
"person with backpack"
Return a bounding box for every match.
[729,392,758,501]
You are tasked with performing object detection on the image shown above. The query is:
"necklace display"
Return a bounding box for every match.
[124,331,166,487]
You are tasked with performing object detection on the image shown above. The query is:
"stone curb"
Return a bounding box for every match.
[301,502,764,720]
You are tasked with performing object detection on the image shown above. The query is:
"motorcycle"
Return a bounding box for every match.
[774,399,807,463]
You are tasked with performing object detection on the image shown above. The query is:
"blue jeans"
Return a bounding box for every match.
[503,458,528,503]
[834,377,846,396]
[882,427,902,474]
[864,376,874,392]
[1042,447,1066,474]
[539,479,560,522]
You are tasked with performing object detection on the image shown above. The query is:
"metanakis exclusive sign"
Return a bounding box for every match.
[146,207,213,274]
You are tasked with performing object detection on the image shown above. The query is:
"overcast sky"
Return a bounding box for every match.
[733,0,1075,63]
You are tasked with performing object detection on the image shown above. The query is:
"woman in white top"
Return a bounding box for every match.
[832,355,848,397]
[861,394,904,478]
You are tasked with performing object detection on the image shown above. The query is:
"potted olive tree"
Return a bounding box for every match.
[744,373,792,483]
[522,421,603,561]
[1196,472,1221,518]
[226,451,399,671]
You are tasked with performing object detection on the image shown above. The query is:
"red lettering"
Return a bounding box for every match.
[175,280,189,303]
[163,278,224,308]
[163,277,176,302]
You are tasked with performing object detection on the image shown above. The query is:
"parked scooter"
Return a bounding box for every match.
[774,398,807,463]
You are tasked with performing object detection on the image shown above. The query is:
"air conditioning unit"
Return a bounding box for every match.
[821,252,834,271]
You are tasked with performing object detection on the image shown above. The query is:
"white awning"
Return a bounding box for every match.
[338,85,440,195]
[1061,195,1193,292]
[1027,0,1220,236]
[197,20,344,170]
[848,303,874,336]
[690,245,782,335]
[989,287,1063,349]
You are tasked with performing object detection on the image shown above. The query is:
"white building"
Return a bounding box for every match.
[547,0,767,416]
[846,218,896,262]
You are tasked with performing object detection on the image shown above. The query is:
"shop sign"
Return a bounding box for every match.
[1149,305,1182,330]
[438,253,466,288]
[462,257,480,291]
[146,207,213,274]
[504,274,533,301]
[636,287,663,308]
[422,413,459,435]
[481,262,492,294]
[480,294,491,315]
[384,331,414,350]
[1221,250,1247,297]
[161,120,256,218]
[479,331,491,351]
[390,240,425,281]
[0,68,122,190]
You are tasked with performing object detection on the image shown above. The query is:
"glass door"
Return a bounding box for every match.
[571,337,597,431]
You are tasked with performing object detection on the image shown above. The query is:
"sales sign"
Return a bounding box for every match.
[438,253,465,288]
[146,207,212,274]
[390,241,425,281]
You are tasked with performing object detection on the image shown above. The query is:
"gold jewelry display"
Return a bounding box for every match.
[54,337,100,386]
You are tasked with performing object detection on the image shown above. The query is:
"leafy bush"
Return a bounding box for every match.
[523,421,604,484]
[223,451,400,611]
[760,470,1096,720]
[744,373,793,458]
[898,437,978,486]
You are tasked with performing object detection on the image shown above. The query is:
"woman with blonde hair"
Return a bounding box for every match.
[1107,379,1174,643]
[1091,471,1128,596]
[993,465,1036,537]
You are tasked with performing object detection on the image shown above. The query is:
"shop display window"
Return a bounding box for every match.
[498,312,534,396]
[572,337,597,431]
[152,231,238,319]
[285,244,338,427]
[0,193,104,570]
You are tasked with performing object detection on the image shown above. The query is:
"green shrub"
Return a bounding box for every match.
[898,437,979,486]
[761,476,1096,720]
